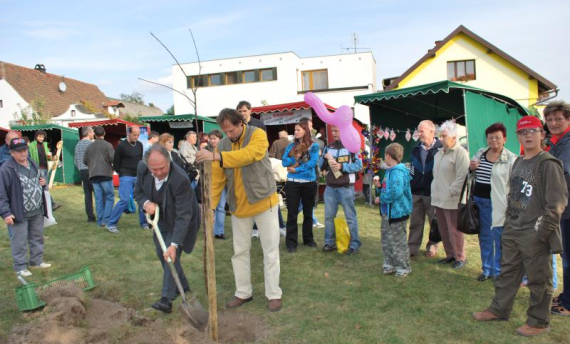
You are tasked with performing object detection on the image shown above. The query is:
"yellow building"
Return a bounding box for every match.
[383,25,557,110]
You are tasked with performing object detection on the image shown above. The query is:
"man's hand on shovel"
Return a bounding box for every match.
[164,246,177,263]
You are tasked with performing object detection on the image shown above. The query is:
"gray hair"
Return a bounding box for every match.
[80,126,93,138]
[544,100,570,120]
[439,120,459,138]
[185,131,197,139]
[144,144,170,164]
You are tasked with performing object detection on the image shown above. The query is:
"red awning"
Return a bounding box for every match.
[0,126,10,133]
[68,119,144,128]
[251,101,336,114]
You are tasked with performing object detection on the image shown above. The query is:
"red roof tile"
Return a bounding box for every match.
[0,61,109,117]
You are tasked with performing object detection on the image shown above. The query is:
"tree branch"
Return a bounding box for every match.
[137,78,195,107]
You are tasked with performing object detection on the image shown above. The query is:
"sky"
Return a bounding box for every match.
[2,0,569,113]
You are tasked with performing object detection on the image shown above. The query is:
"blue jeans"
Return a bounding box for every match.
[107,176,146,227]
[324,186,361,250]
[474,196,497,276]
[92,180,115,226]
[298,201,321,225]
[559,219,570,308]
[214,188,227,235]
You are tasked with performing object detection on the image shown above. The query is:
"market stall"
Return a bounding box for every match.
[68,118,146,149]
[10,123,80,184]
[354,80,529,164]
[140,114,220,145]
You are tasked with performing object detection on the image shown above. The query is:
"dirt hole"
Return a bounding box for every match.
[8,285,271,344]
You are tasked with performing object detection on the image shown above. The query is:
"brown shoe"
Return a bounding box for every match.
[472,309,507,321]
[267,299,282,312]
[516,324,550,337]
[225,296,253,309]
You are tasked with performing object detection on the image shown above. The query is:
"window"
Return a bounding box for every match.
[191,75,207,88]
[447,60,476,81]
[71,110,76,117]
[0,100,3,108]
[302,70,329,90]
[243,70,256,83]
[226,72,238,85]
[261,68,276,81]
[209,74,222,86]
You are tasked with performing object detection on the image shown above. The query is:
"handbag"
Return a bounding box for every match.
[457,175,480,235]
[428,216,442,243]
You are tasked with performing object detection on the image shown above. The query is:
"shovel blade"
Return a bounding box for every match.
[179,296,209,331]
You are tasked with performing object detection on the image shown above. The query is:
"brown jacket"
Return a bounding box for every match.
[269,137,290,160]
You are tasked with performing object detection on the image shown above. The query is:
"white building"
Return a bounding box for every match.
[172,51,377,124]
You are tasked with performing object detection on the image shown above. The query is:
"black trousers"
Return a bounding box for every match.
[286,181,316,248]
[80,170,95,221]
[153,229,189,300]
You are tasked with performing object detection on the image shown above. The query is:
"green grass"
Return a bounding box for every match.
[0,186,569,343]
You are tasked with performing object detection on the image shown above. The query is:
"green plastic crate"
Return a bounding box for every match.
[15,266,95,311]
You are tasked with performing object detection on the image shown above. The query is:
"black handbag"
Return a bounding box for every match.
[428,216,442,243]
[457,175,480,235]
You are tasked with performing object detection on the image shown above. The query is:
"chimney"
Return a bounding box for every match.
[34,64,46,74]
[434,40,442,46]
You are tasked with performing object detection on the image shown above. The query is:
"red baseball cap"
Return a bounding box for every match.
[516,116,543,131]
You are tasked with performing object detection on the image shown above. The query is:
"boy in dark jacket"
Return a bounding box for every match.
[473,116,568,337]
[378,143,412,277]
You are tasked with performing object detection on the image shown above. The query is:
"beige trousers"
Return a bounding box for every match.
[231,205,282,300]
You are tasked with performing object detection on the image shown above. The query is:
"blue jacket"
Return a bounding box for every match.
[548,131,570,219]
[0,157,45,223]
[282,142,320,181]
[410,139,442,196]
[380,163,412,223]
[0,144,11,167]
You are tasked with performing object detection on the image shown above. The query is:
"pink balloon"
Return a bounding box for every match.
[304,92,361,153]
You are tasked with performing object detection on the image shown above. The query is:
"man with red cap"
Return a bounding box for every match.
[473,116,568,337]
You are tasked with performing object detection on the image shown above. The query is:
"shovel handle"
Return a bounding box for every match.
[145,207,172,263]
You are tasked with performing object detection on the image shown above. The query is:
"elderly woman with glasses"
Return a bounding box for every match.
[469,123,517,282]
[431,120,470,269]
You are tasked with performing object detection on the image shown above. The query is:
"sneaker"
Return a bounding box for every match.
[141,224,150,230]
[106,225,119,234]
[313,223,325,229]
[383,268,396,275]
[279,228,286,237]
[251,229,259,238]
[477,274,489,282]
[551,304,570,316]
[214,234,226,240]
[17,269,32,277]
[30,262,51,269]
[322,244,337,252]
[395,271,409,278]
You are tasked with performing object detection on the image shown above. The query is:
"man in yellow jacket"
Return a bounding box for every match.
[196,108,282,312]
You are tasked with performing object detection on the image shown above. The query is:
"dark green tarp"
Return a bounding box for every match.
[140,114,220,143]
[355,80,529,158]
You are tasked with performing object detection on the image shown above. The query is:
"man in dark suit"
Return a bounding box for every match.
[134,144,200,313]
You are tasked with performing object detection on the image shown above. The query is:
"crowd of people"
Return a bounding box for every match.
[1,99,570,338]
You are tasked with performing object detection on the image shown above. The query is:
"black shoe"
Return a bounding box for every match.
[87,218,96,223]
[477,274,489,282]
[437,257,456,264]
[322,244,337,252]
[214,234,226,240]
[151,297,172,313]
[345,248,358,255]
[287,246,297,253]
[52,203,61,211]
[452,260,466,269]
[304,242,317,247]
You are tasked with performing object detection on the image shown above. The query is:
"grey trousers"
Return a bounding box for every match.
[408,195,438,255]
[153,229,189,300]
[9,213,45,272]
[489,227,553,328]
[381,216,411,273]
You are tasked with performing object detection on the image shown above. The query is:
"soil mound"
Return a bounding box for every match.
[7,286,271,344]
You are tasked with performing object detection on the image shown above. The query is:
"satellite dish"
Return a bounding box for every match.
[59,81,67,92]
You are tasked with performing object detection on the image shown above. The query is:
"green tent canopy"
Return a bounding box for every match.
[11,124,80,184]
[354,80,529,158]
[140,114,220,143]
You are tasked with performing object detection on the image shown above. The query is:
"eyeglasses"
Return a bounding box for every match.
[487,136,504,141]
[516,128,542,136]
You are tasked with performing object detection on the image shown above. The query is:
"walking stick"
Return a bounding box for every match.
[201,161,218,341]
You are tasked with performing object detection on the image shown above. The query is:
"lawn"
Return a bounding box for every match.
[0,185,568,343]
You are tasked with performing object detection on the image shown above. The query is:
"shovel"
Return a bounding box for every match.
[145,207,209,331]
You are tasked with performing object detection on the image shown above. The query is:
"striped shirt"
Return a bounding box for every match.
[473,152,494,198]
[74,139,93,171]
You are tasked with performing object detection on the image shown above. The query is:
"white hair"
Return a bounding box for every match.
[439,120,459,138]
[418,120,435,131]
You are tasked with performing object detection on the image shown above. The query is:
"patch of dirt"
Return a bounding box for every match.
[7,286,271,344]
